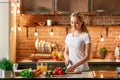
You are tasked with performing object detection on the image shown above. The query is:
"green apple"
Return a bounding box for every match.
[58,52,64,61]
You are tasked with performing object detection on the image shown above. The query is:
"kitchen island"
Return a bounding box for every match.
[0,71,120,79]
[1,59,119,79]
[1,65,120,79]
[15,71,94,78]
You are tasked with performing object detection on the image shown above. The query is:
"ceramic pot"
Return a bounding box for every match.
[0,69,13,78]
[99,55,105,59]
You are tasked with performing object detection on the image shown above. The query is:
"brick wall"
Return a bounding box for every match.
[16,14,120,62]
[88,26,120,59]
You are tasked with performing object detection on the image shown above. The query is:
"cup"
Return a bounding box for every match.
[37,63,47,75]
[47,19,52,26]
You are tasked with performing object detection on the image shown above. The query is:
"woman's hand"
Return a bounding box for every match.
[65,58,71,66]
[66,65,76,72]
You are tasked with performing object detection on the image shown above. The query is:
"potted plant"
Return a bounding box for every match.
[99,47,107,59]
[0,58,13,78]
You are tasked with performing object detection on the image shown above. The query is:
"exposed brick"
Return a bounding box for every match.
[16,14,120,61]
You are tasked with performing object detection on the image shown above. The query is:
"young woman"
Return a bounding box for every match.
[64,12,91,72]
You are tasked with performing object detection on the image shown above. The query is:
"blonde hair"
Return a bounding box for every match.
[70,11,88,33]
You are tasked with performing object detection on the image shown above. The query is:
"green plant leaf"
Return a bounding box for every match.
[0,58,13,70]
[99,47,107,55]
[20,69,34,78]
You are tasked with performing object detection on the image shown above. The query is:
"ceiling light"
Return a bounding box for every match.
[100,35,104,42]
[18,24,21,31]
[34,29,38,37]
[16,0,20,7]
[50,29,53,36]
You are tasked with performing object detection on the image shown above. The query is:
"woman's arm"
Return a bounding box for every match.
[64,44,70,66]
[74,43,91,67]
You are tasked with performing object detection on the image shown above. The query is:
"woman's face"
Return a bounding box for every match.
[70,16,83,31]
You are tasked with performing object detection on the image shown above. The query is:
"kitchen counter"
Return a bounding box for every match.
[2,59,120,79]
[1,71,120,79]
[8,59,120,79]
[20,58,119,63]
[0,71,94,79]
[15,71,94,78]
[18,59,120,71]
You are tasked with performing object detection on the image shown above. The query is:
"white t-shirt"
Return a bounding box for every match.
[65,32,91,71]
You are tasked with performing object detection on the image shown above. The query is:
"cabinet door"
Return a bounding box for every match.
[56,0,89,13]
[20,0,54,14]
[90,0,120,14]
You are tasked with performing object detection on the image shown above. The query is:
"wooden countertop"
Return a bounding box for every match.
[2,71,94,79]
[20,59,106,62]
[19,59,64,63]
[1,71,119,79]
[88,59,120,62]
[20,58,115,62]
[88,59,106,62]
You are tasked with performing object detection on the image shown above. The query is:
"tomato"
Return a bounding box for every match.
[53,55,59,60]
[53,70,59,75]
[58,70,64,75]
[57,66,62,71]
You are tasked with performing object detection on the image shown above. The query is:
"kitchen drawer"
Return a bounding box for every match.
[17,62,37,70]
[88,62,120,71]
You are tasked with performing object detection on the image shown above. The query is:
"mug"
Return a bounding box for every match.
[47,19,52,26]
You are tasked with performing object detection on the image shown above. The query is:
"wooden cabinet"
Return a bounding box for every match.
[89,0,120,14]
[20,0,89,14]
[88,59,120,70]
[20,0,54,14]
[20,0,120,14]
[56,0,89,13]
